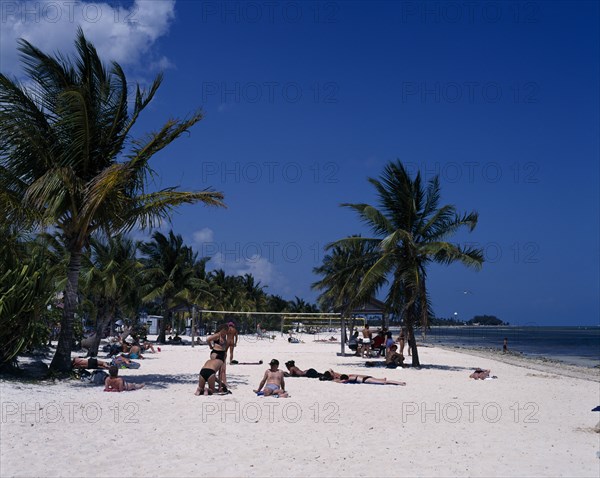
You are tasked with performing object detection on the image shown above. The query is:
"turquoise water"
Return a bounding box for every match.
[396,326,600,368]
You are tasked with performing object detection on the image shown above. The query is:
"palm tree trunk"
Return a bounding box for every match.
[407,321,421,367]
[50,249,82,373]
[87,303,113,357]
[157,309,168,344]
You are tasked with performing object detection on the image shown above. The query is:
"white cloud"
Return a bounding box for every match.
[234,254,276,285]
[1,0,176,76]
[192,227,214,244]
[208,253,289,294]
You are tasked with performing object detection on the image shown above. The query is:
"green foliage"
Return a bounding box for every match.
[0,265,53,365]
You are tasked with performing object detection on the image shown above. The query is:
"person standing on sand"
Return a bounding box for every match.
[226,321,239,364]
[503,337,508,353]
[254,359,288,397]
[207,324,229,392]
[399,328,406,356]
[361,323,373,357]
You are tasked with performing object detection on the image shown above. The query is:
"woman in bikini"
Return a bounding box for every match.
[206,324,229,392]
[194,358,223,395]
[322,369,406,385]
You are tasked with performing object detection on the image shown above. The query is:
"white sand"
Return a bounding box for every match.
[1,334,599,477]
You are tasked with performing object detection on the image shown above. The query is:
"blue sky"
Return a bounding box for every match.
[1,1,598,326]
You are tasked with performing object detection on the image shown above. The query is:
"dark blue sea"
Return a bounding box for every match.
[395,326,600,368]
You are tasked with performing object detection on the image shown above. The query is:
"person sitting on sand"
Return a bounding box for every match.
[385,331,395,351]
[104,366,144,392]
[254,359,288,397]
[72,357,110,369]
[348,331,360,355]
[123,340,145,360]
[385,344,404,368]
[321,369,406,386]
[284,360,322,378]
[372,331,385,356]
[469,368,492,380]
[195,358,223,396]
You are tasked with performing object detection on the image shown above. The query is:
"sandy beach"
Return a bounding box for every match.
[1,334,599,478]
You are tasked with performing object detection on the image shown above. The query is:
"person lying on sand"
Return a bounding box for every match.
[195,358,223,396]
[254,359,289,397]
[72,357,110,369]
[314,336,338,342]
[284,360,322,378]
[469,368,495,380]
[104,366,144,392]
[321,369,405,385]
[111,354,141,369]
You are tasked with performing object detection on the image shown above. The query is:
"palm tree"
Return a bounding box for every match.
[337,160,484,366]
[312,237,380,316]
[139,231,197,343]
[0,30,225,372]
[80,234,142,356]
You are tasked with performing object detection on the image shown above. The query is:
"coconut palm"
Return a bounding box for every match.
[139,231,198,343]
[337,160,484,366]
[312,237,380,316]
[80,234,142,356]
[0,30,224,372]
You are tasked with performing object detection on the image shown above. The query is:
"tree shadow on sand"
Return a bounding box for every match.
[333,361,473,372]
[120,373,249,389]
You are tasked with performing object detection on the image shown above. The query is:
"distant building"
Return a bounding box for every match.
[146,315,163,335]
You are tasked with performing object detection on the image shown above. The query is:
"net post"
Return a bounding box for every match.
[191,305,196,348]
[340,315,345,355]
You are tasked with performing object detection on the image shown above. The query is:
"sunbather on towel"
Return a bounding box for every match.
[254,359,288,397]
[321,369,405,385]
[284,360,322,378]
[72,357,110,369]
[469,368,493,380]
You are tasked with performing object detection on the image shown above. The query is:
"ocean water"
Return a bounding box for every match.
[396,326,600,368]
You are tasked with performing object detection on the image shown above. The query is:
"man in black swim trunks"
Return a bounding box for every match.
[195,358,224,395]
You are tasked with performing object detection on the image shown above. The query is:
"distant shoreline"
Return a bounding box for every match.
[432,343,600,383]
